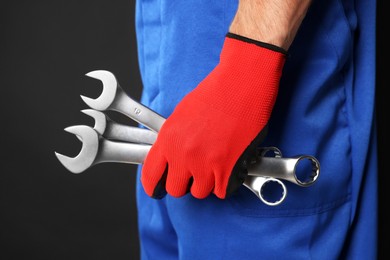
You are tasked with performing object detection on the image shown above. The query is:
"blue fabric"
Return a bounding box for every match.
[134,1,378,259]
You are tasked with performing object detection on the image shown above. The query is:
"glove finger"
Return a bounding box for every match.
[190,173,214,199]
[212,166,228,199]
[165,167,192,198]
[141,144,168,198]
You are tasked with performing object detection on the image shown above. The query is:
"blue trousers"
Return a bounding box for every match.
[135,1,378,259]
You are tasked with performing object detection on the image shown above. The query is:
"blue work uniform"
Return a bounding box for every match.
[135,1,378,259]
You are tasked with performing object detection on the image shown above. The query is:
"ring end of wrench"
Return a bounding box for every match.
[293,155,320,187]
[244,176,287,206]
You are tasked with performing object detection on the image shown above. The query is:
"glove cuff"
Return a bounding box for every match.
[226,32,288,55]
[193,32,287,125]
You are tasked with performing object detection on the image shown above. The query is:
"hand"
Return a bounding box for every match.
[141,33,286,199]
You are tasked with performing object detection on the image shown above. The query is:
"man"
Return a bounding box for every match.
[135,0,377,259]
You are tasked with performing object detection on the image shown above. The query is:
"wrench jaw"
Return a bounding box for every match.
[54,125,99,174]
[81,70,118,111]
[81,109,107,136]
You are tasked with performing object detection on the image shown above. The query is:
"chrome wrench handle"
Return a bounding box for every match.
[78,70,320,205]
[248,155,320,187]
[107,86,165,133]
[55,125,289,205]
[82,109,157,144]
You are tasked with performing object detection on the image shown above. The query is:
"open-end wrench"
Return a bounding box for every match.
[81,109,157,145]
[81,70,165,133]
[55,125,150,174]
[80,70,320,187]
[55,125,290,206]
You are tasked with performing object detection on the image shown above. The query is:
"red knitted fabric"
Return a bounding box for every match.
[141,34,286,199]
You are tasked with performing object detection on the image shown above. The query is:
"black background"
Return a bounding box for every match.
[1,1,387,259]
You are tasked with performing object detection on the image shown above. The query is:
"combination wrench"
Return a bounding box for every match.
[55,70,320,206]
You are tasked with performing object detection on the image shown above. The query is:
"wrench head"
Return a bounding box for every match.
[81,109,107,135]
[54,125,99,174]
[81,70,118,111]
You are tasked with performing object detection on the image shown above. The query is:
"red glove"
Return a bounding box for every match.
[141,33,287,199]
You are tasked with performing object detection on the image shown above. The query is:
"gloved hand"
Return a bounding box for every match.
[141,33,287,199]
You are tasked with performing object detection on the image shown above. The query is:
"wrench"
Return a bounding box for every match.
[55,125,150,174]
[81,70,165,133]
[81,109,157,144]
[80,70,320,187]
[55,124,319,205]
[55,125,291,206]
[56,70,320,205]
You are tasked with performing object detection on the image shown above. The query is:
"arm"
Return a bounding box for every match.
[230,0,312,50]
[141,1,312,200]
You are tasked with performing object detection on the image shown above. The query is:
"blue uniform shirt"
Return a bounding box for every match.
[135,1,377,259]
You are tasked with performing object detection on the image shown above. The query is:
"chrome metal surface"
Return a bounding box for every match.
[243,175,287,206]
[81,70,165,133]
[82,109,157,144]
[56,70,321,206]
[55,125,151,174]
[248,155,320,187]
